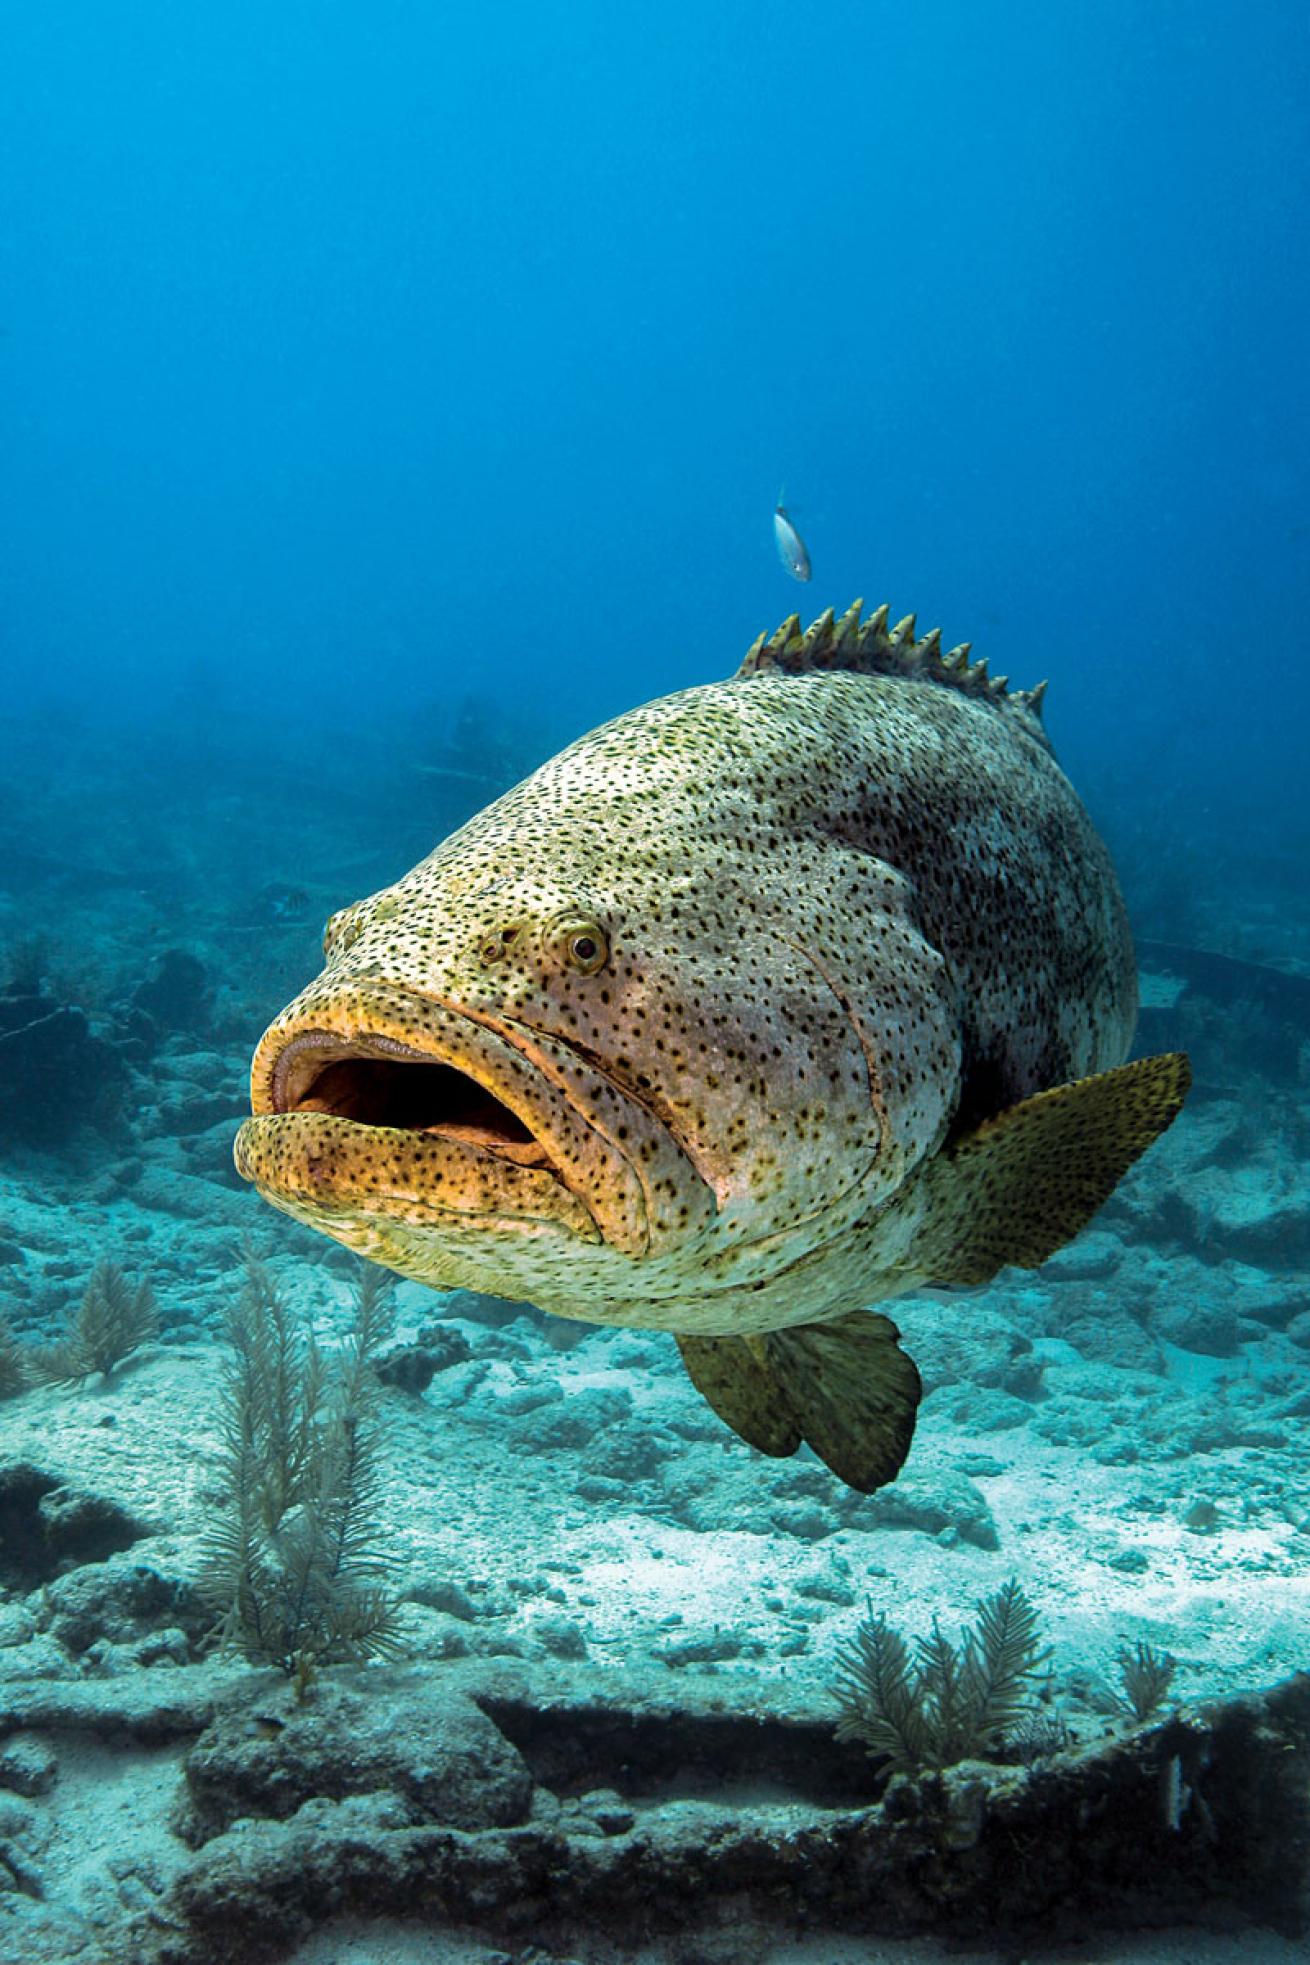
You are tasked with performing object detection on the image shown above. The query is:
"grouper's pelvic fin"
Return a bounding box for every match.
[911,1051,1192,1288]
[676,1312,922,1495]
[738,599,1050,734]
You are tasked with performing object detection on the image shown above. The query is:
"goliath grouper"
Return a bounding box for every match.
[235,602,1189,1493]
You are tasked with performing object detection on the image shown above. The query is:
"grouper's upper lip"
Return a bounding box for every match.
[248,981,687,1257]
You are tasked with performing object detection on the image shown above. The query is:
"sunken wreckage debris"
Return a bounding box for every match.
[48,1665,1307,1963]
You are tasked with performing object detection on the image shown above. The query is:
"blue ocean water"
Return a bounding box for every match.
[2,5,1309,1962]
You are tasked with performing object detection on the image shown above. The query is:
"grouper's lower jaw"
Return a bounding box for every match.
[233,1112,601,1244]
[234,1110,876,1329]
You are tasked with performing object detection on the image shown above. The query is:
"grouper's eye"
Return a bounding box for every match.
[552,916,609,975]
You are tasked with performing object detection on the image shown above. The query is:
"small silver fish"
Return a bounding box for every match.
[773,501,811,582]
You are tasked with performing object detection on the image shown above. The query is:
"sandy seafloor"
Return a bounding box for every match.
[1,734,1308,1963]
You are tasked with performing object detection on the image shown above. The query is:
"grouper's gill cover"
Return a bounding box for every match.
[236,600,1190,1495]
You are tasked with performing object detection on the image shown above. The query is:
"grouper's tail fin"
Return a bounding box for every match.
[676,1311,921,1495]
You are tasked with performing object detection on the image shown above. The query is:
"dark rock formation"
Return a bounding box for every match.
[0,982,130,1146]
[374,1327,473,1393]
[179,1677,534,1846]
[42,1555,207,1656]
[127,1667,1310,1965]
[132,950,212,1036]
[0,1466,149,1589]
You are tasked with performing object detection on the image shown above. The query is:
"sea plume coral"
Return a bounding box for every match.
[1116,1638,1179,1721]
[198,1253,404,1681]
[833,1577,1049,1772]
[28,1261,158,1384]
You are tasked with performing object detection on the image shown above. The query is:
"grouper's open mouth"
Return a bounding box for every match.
[269,1032,549,1167]
[233,986,707,1257]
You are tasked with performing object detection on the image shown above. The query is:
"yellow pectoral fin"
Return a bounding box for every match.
[677,1310,922,1495]
[915,1050,1192,1288]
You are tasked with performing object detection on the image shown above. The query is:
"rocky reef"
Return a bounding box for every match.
[0,1644,1306,1964]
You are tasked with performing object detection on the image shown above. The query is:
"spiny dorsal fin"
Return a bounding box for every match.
[738,598,1049,730]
